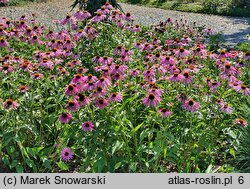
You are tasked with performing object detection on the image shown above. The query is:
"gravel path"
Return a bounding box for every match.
[0,0,249,46]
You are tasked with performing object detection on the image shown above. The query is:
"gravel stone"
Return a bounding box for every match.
[0,0,249,46]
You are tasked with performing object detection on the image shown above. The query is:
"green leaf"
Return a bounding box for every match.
[228,130,237,139]
[230,148,235,158]
[129,162,138,172]
[57,161,69,171]
[112,141,123,155]
[132,122,144,133]
[163,148,167,159]
[114,162,122,170]
[43,158,52,170]
[25,159,37,172]
[10,160,18,169]
[205,164,213,173]
[94,152,107,172]
[2,155,10,165]
[16,165,24,173]
[17,141,30,160]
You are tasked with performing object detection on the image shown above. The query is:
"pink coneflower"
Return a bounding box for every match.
[25,27,35,37]
[175,47,190,58]
[75,93,91,106]
[116,20,125,28]
[220,62,237,76]
[77,67,88,74]
[109,92,122,102]
[94,65,105,72]
[0,0,9,4]
[218,50,230,59]
[236,61,247,68]
[169,66,181,74]
[182,99,200,112]
[104,2,113,9]
[167,72,185,82]
[84,26,98,40]
[92,56,101,64]
[230,81,240,92]
[91,12,106,23]
[113,45,124,55]
[99,56,113,65]
[145,54,155,62]
[29,34,42,44]
[74,29,86,40]
[46,30,56,39]
[185,65,199,73]
[129,24,141,32]
[101,67,110,77]
[65,84,79,96]
[160,55,176,65]
[72,74,84,84]
[73,10,91,21]
[112,73,125,81]
[165,39,174,46]
[133,42,144,50]
[95,98,109,109]
[110,64,128,75]
[0,38,9,47]
[61,148,73,161]
[243,52,250,60]
[235,118,248,127]
[143,93,161,107]
[66,100,80,112]
[193,46,207,57]
[121,48,133,57]
[119,55,132,63]
[84,81,96,91]
[91,86,108,98]
[143,43,153,51]
[182,72,193,83]
[158,108,172,118]
[19,85,29,93]
[203,28,215,35]
[130,69,140,77]
[97,6,110,14]
[40,58,53,69]
[152,37,161,45]
[143,69,155,78]
[82,121,94,132]
[3,99,19,110]
[147,87,163,97]
[0,63,14,74]
[96,76,112,88]
[208,81,221,91]
[236,84,250,96]
[31,73,43,80]
[83,74,98,83]
[219,103,233,114]
[60,14,76,25]
[176,93,187,103]
[59,112,72,123]
[124,12,134,21]
[181,36,192,44]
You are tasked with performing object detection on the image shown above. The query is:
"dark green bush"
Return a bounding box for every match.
[71,0,122,15]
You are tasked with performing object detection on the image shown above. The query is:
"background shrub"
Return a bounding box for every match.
[71,0,122,15]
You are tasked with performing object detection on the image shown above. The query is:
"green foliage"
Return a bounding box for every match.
[121,0,250,17]
[0,5,249,173]
[235,41,250,53]
[71,0,123,15]
[235,98,250,172]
